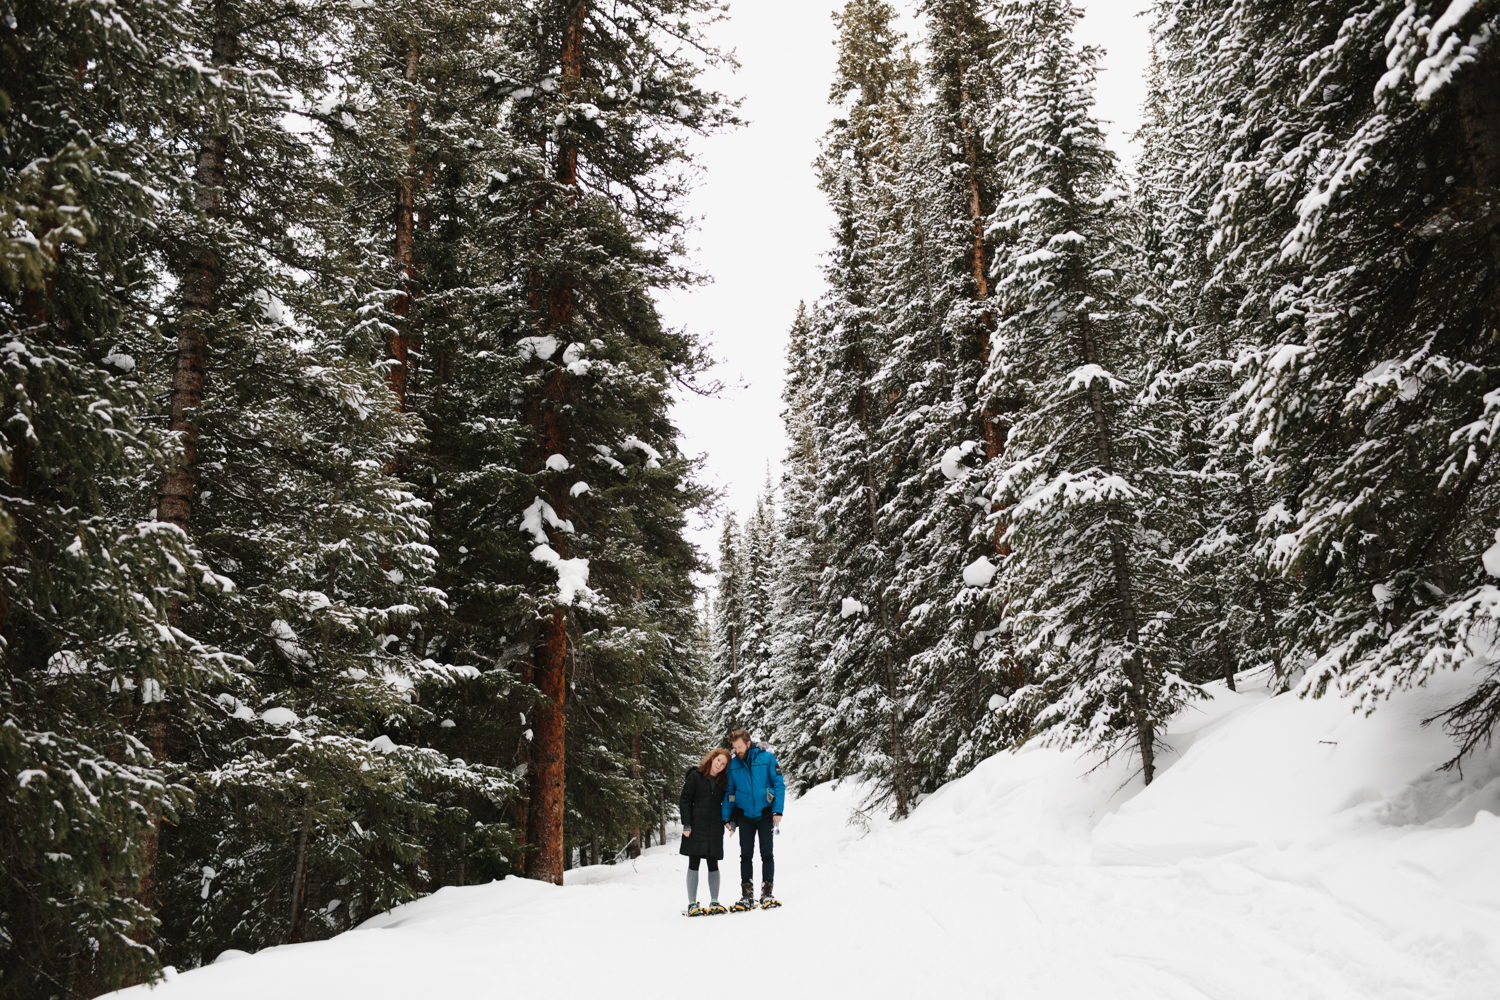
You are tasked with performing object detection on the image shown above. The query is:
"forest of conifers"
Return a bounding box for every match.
[3,0,1498,997]
[4,0,728,994]
[709,0,1500,826]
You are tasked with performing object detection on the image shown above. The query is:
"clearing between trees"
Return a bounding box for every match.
[115,669,1500,1000]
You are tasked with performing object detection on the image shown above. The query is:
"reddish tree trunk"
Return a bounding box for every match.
[129,20,239,989]
[388,46,421,412]
[156,122,225,536]
[524,608,568,884]
[953,20,1000,461]
[522,0,586,887]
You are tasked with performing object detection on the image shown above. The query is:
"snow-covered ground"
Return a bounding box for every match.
[117,668,1500,999]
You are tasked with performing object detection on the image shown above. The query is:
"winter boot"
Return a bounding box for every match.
[686,901,707,917]
[730,881,756,912]
[759,880,781,909]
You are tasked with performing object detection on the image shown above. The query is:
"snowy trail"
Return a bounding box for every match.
[120,672,1500,1000]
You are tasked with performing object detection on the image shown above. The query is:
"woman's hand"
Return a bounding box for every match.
[682,829,691,839]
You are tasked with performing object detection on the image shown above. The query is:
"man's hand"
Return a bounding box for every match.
[724,822,733,833]
[773,814,782,826]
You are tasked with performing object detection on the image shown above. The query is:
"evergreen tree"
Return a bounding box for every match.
[1170,0,1500,760]
[807,0,917,817]
[766,308,835,788]
[879,0,1009,787]
[146,0,525,970]
[737,477,778,739]
[0,0,228,992]
[710,512,746,734]
[476,0,732,883]
[979,0,1195,785]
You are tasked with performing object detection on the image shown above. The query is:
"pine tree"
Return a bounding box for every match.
[0,0,230,992]
[766,305,835,788]
[471,0,732,884]
[1131,21,1289,696]
[1170,0,1500,761]
[979,0,1196,785]
[710,512,747,734]
[737,478,778,740]
[806,0,919,817]
[147,0,524,968]
[875,0,1009,788]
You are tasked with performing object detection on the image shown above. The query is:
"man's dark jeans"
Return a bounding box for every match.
[738,807,774,884]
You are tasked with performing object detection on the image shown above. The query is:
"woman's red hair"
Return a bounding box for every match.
[697,747,730,788]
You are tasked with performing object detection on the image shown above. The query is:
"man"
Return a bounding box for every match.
[721,728,785,910]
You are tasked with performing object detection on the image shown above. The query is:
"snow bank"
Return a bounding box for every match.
[113,669,1500,1000]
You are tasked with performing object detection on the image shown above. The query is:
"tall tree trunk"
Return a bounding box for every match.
[522,0,586,887]
[524,608,568,884]
[134,13,238,984]
[158,11,235,540]
[1456,43,1500,300]
[628,734,642,858]
[952,15,1000,460]
[729,621,739,713]
[852,306,909,818]
[286,815,310,944]
[388,45,421,412]
[1079,310,1154,785]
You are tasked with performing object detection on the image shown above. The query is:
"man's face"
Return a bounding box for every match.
[732,738,750,758]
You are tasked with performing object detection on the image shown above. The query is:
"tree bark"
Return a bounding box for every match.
[387,45,421,412]
[132,14,238,985]
[158,9,236,538]
[1455,42,1500,300]
[286,818,310,944]
[524,608,568,884]
[522,0,585,885]
[628,733,642,858]
[1079,310,1154,785]
[953,15,1000,461]
[852,296,909,819]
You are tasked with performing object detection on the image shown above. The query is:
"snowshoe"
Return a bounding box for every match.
[686,902,707,917]
[706,901,728,915]
[759,881,781,909]
[729,881,756,913]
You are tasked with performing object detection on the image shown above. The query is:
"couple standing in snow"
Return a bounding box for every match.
[678,729,786,915]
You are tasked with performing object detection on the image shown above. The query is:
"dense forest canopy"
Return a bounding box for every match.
[3,0,1498,997]
[2,0,729,994]
[709,0,1500,819]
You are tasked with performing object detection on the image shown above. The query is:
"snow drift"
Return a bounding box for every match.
[115,668,1500,999]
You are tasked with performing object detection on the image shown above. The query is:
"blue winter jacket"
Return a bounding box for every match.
[722,746,786,822]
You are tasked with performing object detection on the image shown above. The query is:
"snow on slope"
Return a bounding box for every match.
[116,669,1500,1000]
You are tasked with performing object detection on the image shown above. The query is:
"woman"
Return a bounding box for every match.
[679,747,730,916]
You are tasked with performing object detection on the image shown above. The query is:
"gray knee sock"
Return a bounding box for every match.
[686,868,699,904]
[708,869,721,901]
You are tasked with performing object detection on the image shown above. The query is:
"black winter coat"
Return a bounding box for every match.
[678,766,726,860]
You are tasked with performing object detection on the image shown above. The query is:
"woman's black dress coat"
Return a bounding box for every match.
[678,766,726,860]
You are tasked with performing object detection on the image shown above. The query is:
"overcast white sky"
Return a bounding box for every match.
[660,1,1153,566]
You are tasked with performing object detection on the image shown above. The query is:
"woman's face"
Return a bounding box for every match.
[709,753,727,776]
